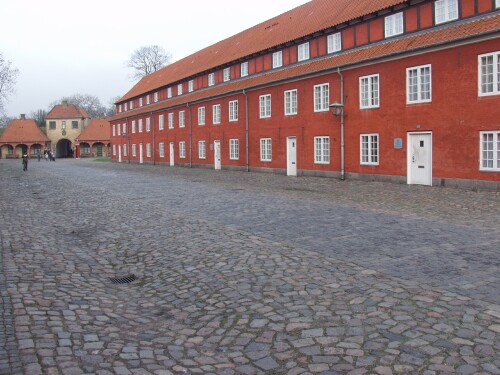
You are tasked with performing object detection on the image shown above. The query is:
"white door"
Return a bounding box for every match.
[118,145,122,163]
[287,136,297,176]
[169,142,175,166]
[407,132,432,186]
[139,143,143,164]
[214,140,221,170]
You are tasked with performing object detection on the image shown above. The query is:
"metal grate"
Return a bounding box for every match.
[110,274,136,284]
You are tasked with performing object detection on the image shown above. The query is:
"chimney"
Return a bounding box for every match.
[62,100,68,106]
[20,114,26,120]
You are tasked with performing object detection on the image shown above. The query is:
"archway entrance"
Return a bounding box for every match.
[56,139,74,158]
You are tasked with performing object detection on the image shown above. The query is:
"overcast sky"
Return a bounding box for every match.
[1,0,310,118]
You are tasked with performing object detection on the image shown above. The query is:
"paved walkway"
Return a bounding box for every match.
[0,159,499,375]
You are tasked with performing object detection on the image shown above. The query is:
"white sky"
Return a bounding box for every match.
[1,0,310,118]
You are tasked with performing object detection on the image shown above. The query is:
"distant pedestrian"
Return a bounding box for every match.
[22,153,28,171]
[44,151,49,161]
[37,152,41,162]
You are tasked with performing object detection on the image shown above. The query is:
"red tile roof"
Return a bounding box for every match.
[77,118,110,142]
[0,118,50,143]
[112,14,500,122]
[119,0,406,102]
[46,103,90,119]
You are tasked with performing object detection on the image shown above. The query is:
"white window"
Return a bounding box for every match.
[198,107,206,126]
[138,119,143,133]
[314,136,330,164]
[188,80,194,92]
[159,115,164,130]
[122,123,126,134]
[168,113,174,129]
[478,51,500,96]
[229,100,238,122]
[129,101,133,110]
[112,124,116,136]
[273,51,283,68]
[284,89,298,115]
[385,12,403,38]
[113,145,116,156]
[327,32,342,54]
[480,131,500,171]
[179,141,186,158]
[117,124,121,136]
[360,134,379,165]
[435,0,458,24]
[146,95,150,105]
[359,74,380,109]
[159,142,165,158]
[199,141,206,159]
[229,139,239,160]
[298,42,310,62]
[260,138,272,162]
[139,97,143,107]
[167,87,172,98]
[407,65,432,103]
[123,144,127,157]
[146,117,151,132]
[314,83,330,112]
[213,104,221,124]
[146,143,151,158]
[179,111,185,128]
[223,68,231,82]
[154,92,158,102]
[124,102,128,111]
[132,144,136,157]
[259,94,271,118]
[241,62,249,77]
[178,83,183,96]
[208,73,215,86]
[118,105,122,113]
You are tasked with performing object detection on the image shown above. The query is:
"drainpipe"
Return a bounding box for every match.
[243,89,249,172]
[336,67,345,181]
[187,103,192,168]
[151,112,155,165]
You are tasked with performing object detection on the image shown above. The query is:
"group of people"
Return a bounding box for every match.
[21,150,56,172]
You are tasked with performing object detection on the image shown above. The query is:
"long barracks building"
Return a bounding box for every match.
[111,0,500,190]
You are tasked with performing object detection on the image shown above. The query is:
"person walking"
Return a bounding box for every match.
[22,153,28,171]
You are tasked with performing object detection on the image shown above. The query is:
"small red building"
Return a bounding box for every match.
[0,115,50,158]
[75,118,111,158]
[111,0,500,190]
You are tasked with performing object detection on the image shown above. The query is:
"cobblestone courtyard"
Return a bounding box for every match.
[1,159,499,374]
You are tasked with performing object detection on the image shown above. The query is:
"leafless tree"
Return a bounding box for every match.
[30,109,47,128]
[126,45,172,81]
[0,114,13,128]
[0,53,20,116]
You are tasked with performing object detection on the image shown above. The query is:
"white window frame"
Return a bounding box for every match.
[123,143,127,157]
[178,83,183,96]
[406,64,432,103]
[146,143,151,158]
[284,89,298,115]
[159,142,165,158]
[435,0,458,24]
[167,87,172,98]
[112,124,116,136]
[113,145,116,156]
[359,74,380,109]
[385,12,404,38]
[146,117,151,132]
[168,113,174,129]
[208,73,215,86]
[314,136,330,164]
[179,111,185,128]
[273,51,283,68]
[241,62,249,77]
[213,104,221,124]
[360,134,379,166]
[139,97,143,107]
[198,141,206,159]
[480,131,500,171]
[154,92,158,102]
[259,94,271,118]
[129,101,133,110]
[298,42,310,62]
[229,100,238,122]
[179,141,186,158]
[138,119,143,133]
[314,83,330,112]
[131,121,136,134]
[132,144,136,157]
[198,107,206,126]
[124,103,128,111]
[478,51,500,97]
[223,67,231,82]
[229,139,239,160]
[188,80,194,92]
[146,95,150,105]
[327,32,342,54]
[118,105,122,113]
[117,124,121,136]
[158,115,164,131]
[260,138,272,162]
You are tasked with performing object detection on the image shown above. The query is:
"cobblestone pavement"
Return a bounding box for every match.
[0,159,499,375]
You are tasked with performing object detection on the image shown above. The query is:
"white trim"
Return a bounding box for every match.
[198,140,206,159]
[407,131,433,186]
[284,89,298,115]
[314,136,330,164]
[479,131,500,171]
[241,62,249,77]
[229,139,239,160]
[298,42,310,62]
[359,74,380,109]
[229,100,238,122]
[327,32,342,54]
[478,51,500,97]
[435,0,458,25]
[406,64,432,104]
[314,83,330,112]
[273,51,283,68]
[260,138,272,161]
[259,94,271,118]
[385,12,403,38]
[213,104,221,124]
[360,133,379,166]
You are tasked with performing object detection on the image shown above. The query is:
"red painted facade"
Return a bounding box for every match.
[111,0,500,189]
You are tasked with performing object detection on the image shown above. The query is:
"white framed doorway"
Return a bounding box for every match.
[139,143,143,164]
[169,142,175,166]
[287,136,297,176]
[214,140,221,170]
[407,132,432,186]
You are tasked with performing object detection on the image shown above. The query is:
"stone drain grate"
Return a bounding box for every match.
[110,274,136,284]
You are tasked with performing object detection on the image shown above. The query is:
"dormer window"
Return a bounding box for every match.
[435,0,458,24]
[188,80,194,92]
[119,104,122,113]
[385,12,403,38]
[129,100,133,110]
[223,68,231,82]
[208,73,215,86]
[327,32,342,54]
[241,62,249,77]
[298,42,310,62]
[178,83,183,95]
[139,97,143,107]
[273,51,283,68]
[146,95,150,105]
[154,92,158,102]
[124,102,128,111]
[167,87,172,98]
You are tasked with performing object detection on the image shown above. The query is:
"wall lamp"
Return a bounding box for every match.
[329,102,344,117]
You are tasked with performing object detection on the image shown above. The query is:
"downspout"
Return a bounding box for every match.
[152,112,155,165]
[336,67,345,181]
[187,103,192,168]
[243,89,249,172]
[127,119,131,164]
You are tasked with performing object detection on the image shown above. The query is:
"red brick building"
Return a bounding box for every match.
[111,0,500,190]
[75,118,111,158]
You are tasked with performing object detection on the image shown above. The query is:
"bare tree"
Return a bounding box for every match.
[30,109,47,128]
[0,114,13,128]
[127,45,172,81]
[0,53,20,116]
[49,94,107,118]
